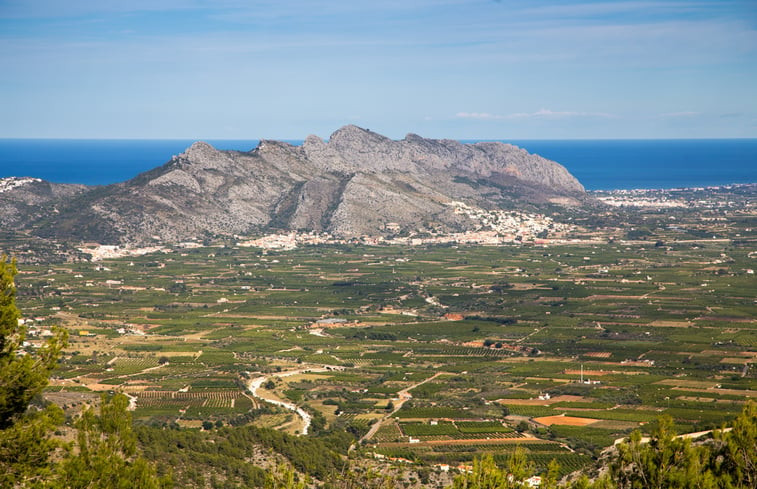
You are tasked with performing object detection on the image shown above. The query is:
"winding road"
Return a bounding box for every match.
[246,366,338,435]
[247,367,445,439]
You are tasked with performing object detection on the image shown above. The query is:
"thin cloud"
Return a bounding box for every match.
[455,112,505,120]
[507,108,615,119]
[512,1,713,19]
[658,111,701,118]
[456,109,614,120]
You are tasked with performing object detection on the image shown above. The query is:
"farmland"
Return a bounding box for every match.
[10,185,757,480]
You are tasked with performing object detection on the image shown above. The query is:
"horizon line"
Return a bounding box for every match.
[2,136,757,142]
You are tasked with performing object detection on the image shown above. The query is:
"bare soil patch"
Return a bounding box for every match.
[650,320,693,327]
[720,357,753,365]
[676,396,745,405]
[671,387,757,398]
[499,395,584,406]
[533,415,600,426]
[701,350,757,358]
[656,379,718,389]
[563,369,611,376]
[583,295,644,301]
[375,435,543,448]
[589,420,641,430]
[583,352,612,359]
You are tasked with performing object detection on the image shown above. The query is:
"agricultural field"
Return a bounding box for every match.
[11,186,757,475]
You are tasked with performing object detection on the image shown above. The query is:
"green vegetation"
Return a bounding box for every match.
[0,256,168,488]
[1,186,755,487]
[449,402,757,488]
[0,257,66,429]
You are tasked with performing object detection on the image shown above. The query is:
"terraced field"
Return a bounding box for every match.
[14,188,755,475]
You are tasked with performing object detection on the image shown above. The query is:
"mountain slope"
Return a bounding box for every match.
[23,126,585,244]
[0,178,88,229]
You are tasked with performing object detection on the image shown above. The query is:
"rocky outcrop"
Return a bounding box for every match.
[303,126,584,194]
[6,126,586,244]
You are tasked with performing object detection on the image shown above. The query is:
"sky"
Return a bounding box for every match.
[1,0,756,139]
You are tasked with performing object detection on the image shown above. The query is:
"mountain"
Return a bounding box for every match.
[0,177,88,229]
[5,126,586,244]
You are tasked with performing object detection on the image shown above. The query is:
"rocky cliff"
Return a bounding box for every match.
[5,126,586,244]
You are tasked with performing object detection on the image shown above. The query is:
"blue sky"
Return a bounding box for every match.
[1,0,756,139]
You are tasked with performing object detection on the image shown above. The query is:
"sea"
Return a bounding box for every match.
[0,138,755,191]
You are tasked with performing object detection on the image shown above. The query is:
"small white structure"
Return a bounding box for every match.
[525,476,542,487]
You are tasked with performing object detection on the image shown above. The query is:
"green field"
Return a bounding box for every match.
[11,187,754,481]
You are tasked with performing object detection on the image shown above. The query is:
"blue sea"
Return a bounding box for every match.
[0,138,755,190]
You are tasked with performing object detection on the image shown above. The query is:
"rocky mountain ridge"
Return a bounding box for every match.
[2,126,586,244]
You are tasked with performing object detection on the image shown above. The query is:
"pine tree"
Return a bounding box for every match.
[542,459,561,489]
[451,454,507,489]
[49,394,170,489]
[611,415,718,489]
[450,448,535,489]
[0,256,169,488]
[264,463,309,489]
[0,256,67,428]
[0,255,68,486]
[713,400,757,489]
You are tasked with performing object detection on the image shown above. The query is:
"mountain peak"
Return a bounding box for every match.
[328,125,390,145]
[303,134,325,147]
[181,141,218,161]
[186,141,215,151]
[329,124,367,139]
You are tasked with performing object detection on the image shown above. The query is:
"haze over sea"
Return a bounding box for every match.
[0,139,755,191]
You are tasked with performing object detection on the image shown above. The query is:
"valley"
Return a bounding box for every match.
[10,184,755,486]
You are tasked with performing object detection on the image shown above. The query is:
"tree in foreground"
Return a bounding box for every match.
[447,401,756,489]
[610,405,756,489]
[712,400,757,489]
[611,415,716,489]
[0,256,68,486]
[266,463,309,489]
[450,448,534,489]
[0,256,168,488]
[0,256,67,428]
[50,393,171,489]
